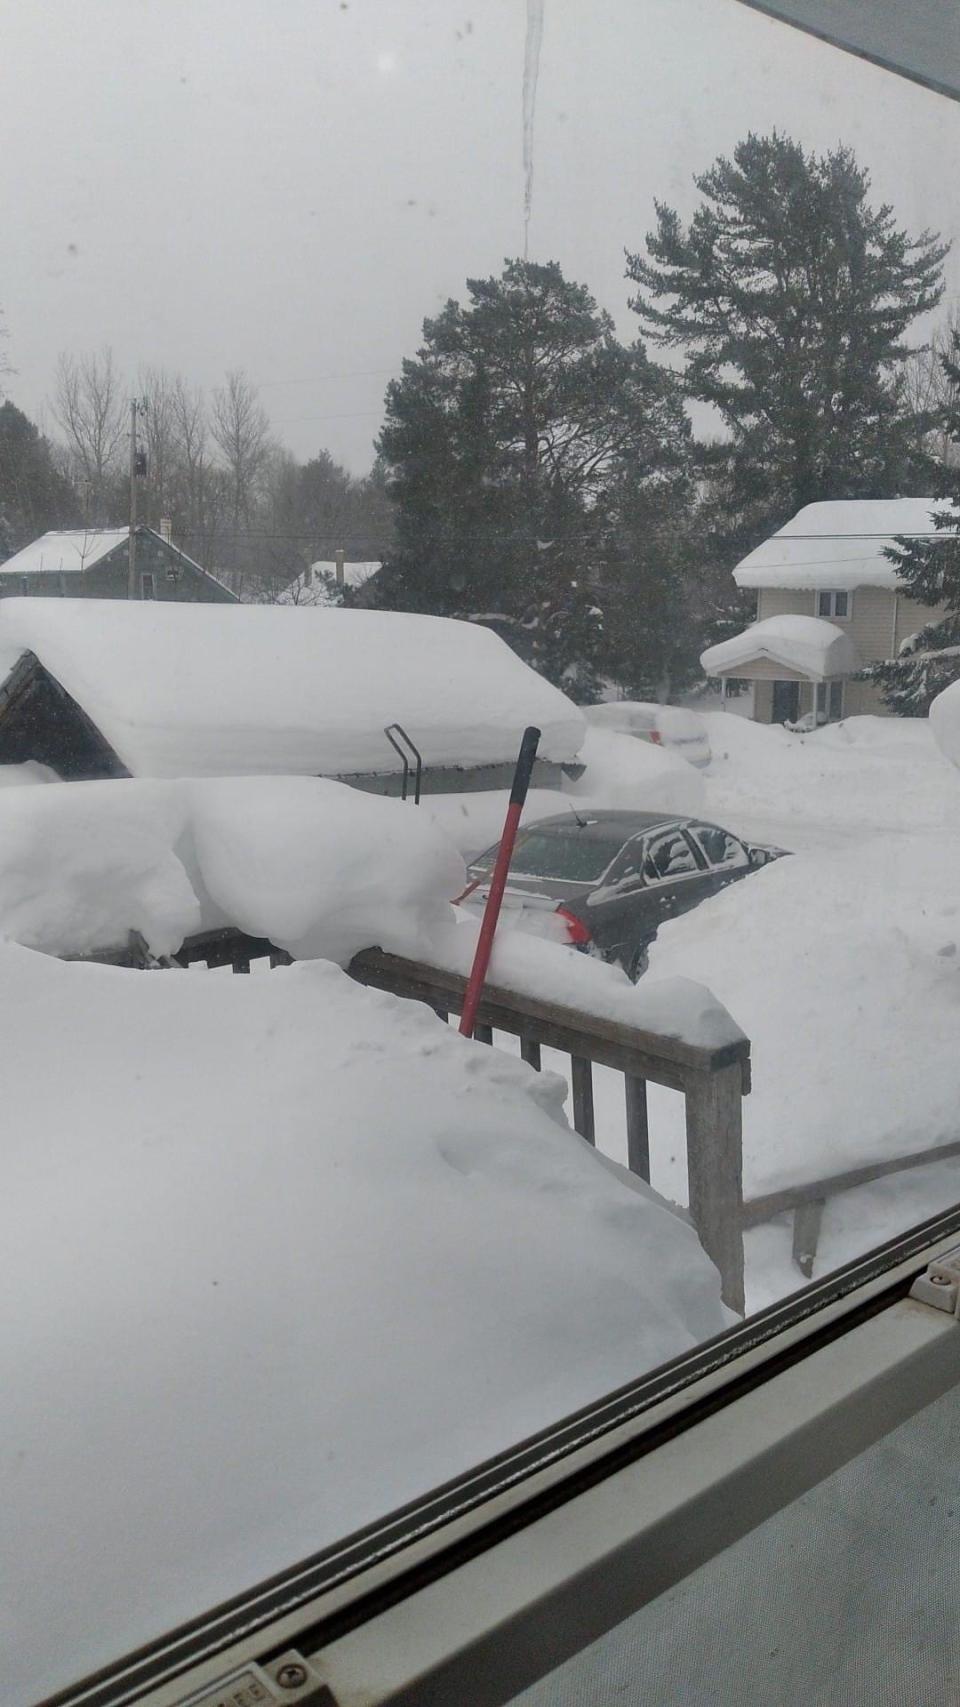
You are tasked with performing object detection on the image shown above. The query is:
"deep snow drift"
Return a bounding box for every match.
[1,943,727,1706]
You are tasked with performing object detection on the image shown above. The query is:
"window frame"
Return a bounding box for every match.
[83,1205,960,1707]
[816,588,851,619]
[641,826,706,885]
[687,822,750,874]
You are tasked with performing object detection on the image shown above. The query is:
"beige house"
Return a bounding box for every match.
[701,499,953,724]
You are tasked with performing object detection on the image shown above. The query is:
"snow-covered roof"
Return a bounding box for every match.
[0,597,586,777]
[277,561,382,607]
[701,614,861,680]
[733,499,957,592]
[311,558,380,586]
[0,528,130,575]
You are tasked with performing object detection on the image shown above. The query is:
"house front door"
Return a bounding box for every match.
[772,680,801,723]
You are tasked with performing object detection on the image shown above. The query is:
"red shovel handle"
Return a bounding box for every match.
[460,726,541,1038]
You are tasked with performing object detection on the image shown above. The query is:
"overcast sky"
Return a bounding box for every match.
[1,0,958,474]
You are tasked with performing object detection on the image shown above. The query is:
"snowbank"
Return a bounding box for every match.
[0,598,586,778]
[565,726,705,815]
[0,776,465,963]
[930,679,960,771]
[430,917,745,1050]
[2,943,727,1704]
[645,837,960,1198]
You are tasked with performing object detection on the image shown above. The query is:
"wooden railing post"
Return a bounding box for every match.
[684,1063,746,1315]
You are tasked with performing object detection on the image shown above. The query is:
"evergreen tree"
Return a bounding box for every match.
[377,259,693,688]
[0,401,80,555]
[861,332,960,715]
[626,134,947,547]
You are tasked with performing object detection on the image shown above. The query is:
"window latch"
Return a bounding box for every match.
[910,1245,960,1315]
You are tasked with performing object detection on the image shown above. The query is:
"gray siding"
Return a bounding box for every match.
[0,531,235,603]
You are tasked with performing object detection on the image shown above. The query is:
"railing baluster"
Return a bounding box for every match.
[520,1036,542,1071]
[571,1055,595,1145]
[792,1198,825,1279]
[685,1064,746,1314]
[624,1076,650,1181]
[474,1022,493,1045]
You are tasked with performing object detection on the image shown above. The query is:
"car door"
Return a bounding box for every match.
[686,821,752,899]
[639,825,716,929]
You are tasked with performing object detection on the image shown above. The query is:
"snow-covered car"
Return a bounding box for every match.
[582,701,712,768]
[460,810,786,979]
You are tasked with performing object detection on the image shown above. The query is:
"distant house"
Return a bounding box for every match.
[701,500,953,723]
[0,526,236,604]
[279,558,383,608]
[0,598,584,790]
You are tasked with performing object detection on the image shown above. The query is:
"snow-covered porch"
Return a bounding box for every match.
[701,614,862,726]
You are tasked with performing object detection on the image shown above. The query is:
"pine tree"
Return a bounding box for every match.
[626,134,947,545]
[0,401,80,554]
[861,333,960,715]
[377,259,693,688]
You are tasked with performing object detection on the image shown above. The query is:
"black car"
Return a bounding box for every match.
[462,810,786,979]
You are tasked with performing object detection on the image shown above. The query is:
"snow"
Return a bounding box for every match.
[0,775,465,963]
[733,498,956,591]
[0,527,129,575]
[187,775,465,963]
[644,836,960,1199]
[430,917,744,1049]
[0,598,586,779]
[701,710,959,856]
[701,614,860,680]
[564,726,705,815]
[1,942,727,1705]
[930,678,960,772]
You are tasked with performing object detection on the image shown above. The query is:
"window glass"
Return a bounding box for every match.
[643,830,699,882]
[474,827,623,883]
[690,824,749,872]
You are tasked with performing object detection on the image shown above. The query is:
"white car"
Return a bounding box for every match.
[582,702,712,769]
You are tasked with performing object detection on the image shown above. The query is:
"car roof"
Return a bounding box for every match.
[516,810,687,839]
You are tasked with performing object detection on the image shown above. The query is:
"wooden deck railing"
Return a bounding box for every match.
[151,927,750,1312]
[98,926,958,1304]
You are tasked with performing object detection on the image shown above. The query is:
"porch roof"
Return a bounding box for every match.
[701,614,861,682]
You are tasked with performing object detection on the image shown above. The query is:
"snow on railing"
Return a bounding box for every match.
[107,925,751,1313]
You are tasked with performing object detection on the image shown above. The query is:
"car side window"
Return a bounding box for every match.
[642,829,699,883]
[689,823,749,873]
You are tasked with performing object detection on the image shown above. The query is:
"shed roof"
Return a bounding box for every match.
[0,598,585,779]
[0,529,129,575]
[733,499,957,592]
[701,614,861,680]
[0,526,224,589]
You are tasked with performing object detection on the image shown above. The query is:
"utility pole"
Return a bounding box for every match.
[128,398,147,599]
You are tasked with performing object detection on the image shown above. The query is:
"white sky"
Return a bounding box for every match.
[1,0,958,473]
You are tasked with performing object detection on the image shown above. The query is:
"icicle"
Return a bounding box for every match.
[522,0,544,260]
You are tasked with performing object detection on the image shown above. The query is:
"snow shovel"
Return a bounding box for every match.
[459,725,541,1039]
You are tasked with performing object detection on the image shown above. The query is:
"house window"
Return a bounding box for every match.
[815,680,845,722]
[817,589,849,618]
[140,573,155,600]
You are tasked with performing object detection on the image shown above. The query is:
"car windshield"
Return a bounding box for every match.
[474,824,624,882]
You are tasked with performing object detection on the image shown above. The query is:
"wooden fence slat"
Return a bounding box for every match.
[571,1056,596,1146]
[474,1022,494,1045]
[792,1199,825,1279]
[520,1037,542,1071]
[625,1076,650,1182]
[685,1064,745,1315]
